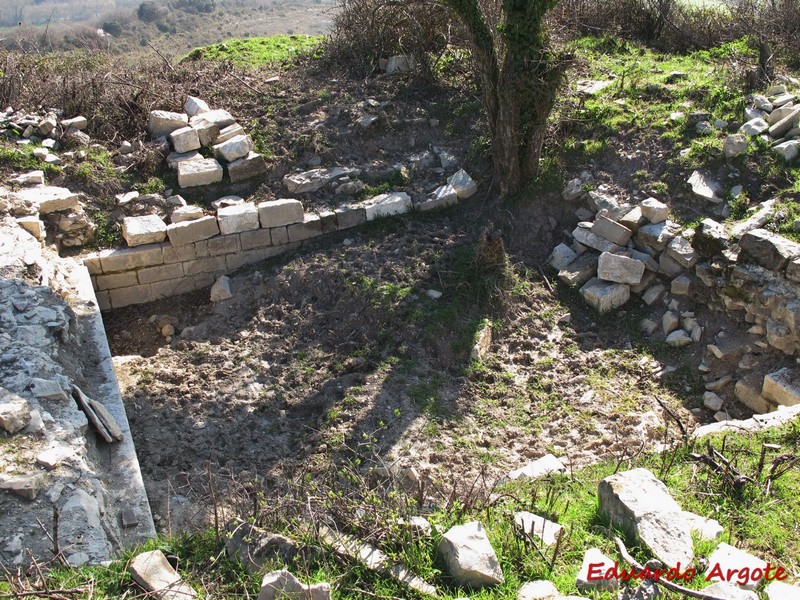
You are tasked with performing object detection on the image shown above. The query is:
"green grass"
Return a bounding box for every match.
[20,420,797,599]
[182,34,324,67]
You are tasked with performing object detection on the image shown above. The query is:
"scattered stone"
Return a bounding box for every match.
[508,454,566,481]
[130,549,198,599]
[470,322,492,362]
[666,236,699,268]
[447,169,478,199]
[514,511,565,546]
[772,140,799,162]
[184,96,210,117]
[210,276,233,302]
[13,186,80,214]
[723,134,747,159]
[224,518,299,575]
[642,284,666,306]
[739,228,800,270]
[671,274,691,295]
[705,543,767,591]
[121,215,167,247]
[693,218,729,257]
[0,388,31,434]
[587,190,632,219]
[620,206,647,232]
[420,184,458,211]
[576,548,617,591]
[688,170,724,203]
[283,167,359,194]
[765,581,800,600]
[11,170,45,186]
[768,106,800,138]
[681,511,723,541]
[662,311,679,335]
[215,123,246,145]
[573,225,624,254]
[702,582,758,600]
[72,386,123,443]
[739,117,770,136]
[548,243,578,271]
[592,215,633,246]
[703,392,724,411]
[29,378,68,401]
[598,468,693,567]
[562,178,585,201]
[641,318,659,334]
[191,118,221,147]
[191,108,236,130]
[518,580,560,600]
[257,571,330,600]
[666,330,692,347]
[597,252,645,285]
[439,521,504,588]
[706,375,733,391]
[0,472,47,501]
[36,445,74,470]
[639,197,669,223]
[385,55,415,74]
[60,115,87,133]
[579,278,630,313]
[361,192,412,221]
[636,220,680,251]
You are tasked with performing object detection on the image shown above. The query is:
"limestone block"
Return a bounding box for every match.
[768,105,800,138]
[210,276,233,302]
[558,252,598,287]
[703,582,758,600]
[514,512,564,546]
[258,199,304,228]
[334,205,367,229]
[507,454,566,481]
[642,284,666,305]
[217,202,259,235]
[177,158,223,188]
[706,543,767,591]
[190,118,221,147]
[688,170,724,203]
[639,197,669,223]
[517,580,560,600]
[597,252,645,285]
[591,215,632,246]
[666,236,699,268]
[167,150,203,170]
[438,521,504,588]
[13,186,80,214]
[283,167,359,194]
[169,126,201,154]
[171,205,204,223]
[693,218,729,257]
[636,220,681,252]
[765,581,800,600]
[167,216,219,247]
[130,549,197,599]
[723,134,747,159]
[739,229,800,270]
[579,277,630,313]
[666,330,692,346]
[419,184,458,211]
[213,134,252,163]
[619,206,647,232]
[576,548,617,591]
[0,473,47,501]
[572,224,624,254]
[257,570,330,600]
[148,110,188,139]
[772,140,799,162]
[287,213,324,242]
[739,117,769,136]
[447,169,478,199]
[598,468,693,567]
[122,215,167,247]
[659,252,684,277]
[0,387,31,434]
[362,192,412,221]
[671,274,692,295]
[190,109,236,130]
[60,116,87,133]
[16,215,44,240]
[587,190,632,219]
[548,243,577,271]
[763,367,800,407]
[228,152,267,182]
[184,96,210,117]
[215,123,246,144]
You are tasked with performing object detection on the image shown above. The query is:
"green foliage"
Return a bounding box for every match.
[135,177,166,195]
[88,210,122,250]
[183,35,324,67]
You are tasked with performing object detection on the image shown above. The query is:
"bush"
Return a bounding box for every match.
[329,0,461,76]
[175,0,216,14]
[137,1,165,23]
[101,20,124,37]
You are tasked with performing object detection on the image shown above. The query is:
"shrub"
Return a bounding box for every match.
[101,20,124,37]
[137,1,165,23]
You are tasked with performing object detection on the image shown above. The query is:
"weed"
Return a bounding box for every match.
[182,35,324,67]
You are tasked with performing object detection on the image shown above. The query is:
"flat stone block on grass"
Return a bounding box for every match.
[514,512,564,546]
[508,454,566,481]
[765,581,800,600]
[178,158,223,188]
[706,542,767,591]
[258,199,304,228]
[129,549,197,599]
[576,548,617,592]
[228,152,267,182]
[438,521,504,589]
[217,202,259,235]
[362,192,412,221]
[122,215,167,247]
[167,215,219,247]
[580,277,630,313]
